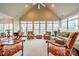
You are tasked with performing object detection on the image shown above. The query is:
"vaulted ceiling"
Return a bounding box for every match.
[0,3,79,21]
[21,4,59,21]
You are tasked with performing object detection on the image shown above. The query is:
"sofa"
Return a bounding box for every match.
[57,32,79,50]
[57,32,70,42]
[0,36,23,56]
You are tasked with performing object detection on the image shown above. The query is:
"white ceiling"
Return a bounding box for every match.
[47,3,79,19]
[0,3,79,20]
[0,12,13,18]
[0,3,33,19]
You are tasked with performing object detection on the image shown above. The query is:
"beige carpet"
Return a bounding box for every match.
[14,39,53,56]
[23,39,47,56]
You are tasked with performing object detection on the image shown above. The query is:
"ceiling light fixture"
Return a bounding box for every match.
[37,3,46,9]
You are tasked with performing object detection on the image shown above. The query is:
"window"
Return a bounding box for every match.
[68,15,79,32]
[74,19,78,31]
[61,22,67,32]
[61,19,67,32]
[3,24,13,35]
[60,15,79,32]
[68,19,78,32]
[4,24,9,32]
[0,24,4,33]
[46,21,53,34]
[53,21,59,31]
[47,23,52,33]
[34,24,39,35]
[40,23,45,35]
[20,21,60,35]
[27,23,32,31]
[53,23,59,31]
[9,24,13,35]
[68,20,75,32]
[21,24,27,35]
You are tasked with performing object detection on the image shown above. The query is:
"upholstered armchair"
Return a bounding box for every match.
[13,32,22,44]
[27,31,34,40]
[18,32,23,37]
[46,32,78,56]
[36,35,42,39]
[43,32,51,40]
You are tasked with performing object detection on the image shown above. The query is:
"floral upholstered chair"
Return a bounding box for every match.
[27,31,34,40]
[43,32,51,40]
[46,32,79,56]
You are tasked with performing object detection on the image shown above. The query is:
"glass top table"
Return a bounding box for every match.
[2,37,14,45]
